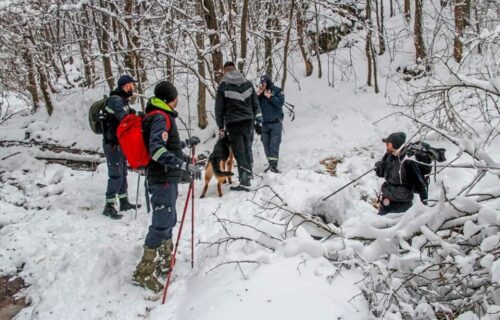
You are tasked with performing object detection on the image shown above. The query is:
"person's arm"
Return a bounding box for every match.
[252,88,262,124]
[268,87,285,109]
[215,85,225,130]
[106,96,129,122]
[375,153,389,177]
[405,160,428,203]
[149,115,184,169]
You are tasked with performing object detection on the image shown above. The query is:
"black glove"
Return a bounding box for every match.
[375,161,385,177]
[255,124,262,135]
[137,111,145,117]
[182,163,201,180]
[129,108,137,115]
[185,136,201,147]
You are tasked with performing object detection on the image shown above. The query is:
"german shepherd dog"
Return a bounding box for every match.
[200,135,235,198]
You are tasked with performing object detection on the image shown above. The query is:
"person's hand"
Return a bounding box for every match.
[219,128,226,139]
[255,124,262,135]
[185,136,200,147]
[256,85,264,96]
[182,163,201,180]
[264,90,273,99]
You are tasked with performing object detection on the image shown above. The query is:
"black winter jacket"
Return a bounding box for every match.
[215,70,262,129]
[375,153,428,203]
[102,87,135,145]
[143,97,185,183]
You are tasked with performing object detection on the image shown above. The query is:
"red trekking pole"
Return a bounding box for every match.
[161,145,197,304]
[191,145,195,269]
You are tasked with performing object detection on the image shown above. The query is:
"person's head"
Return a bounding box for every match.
[117,75,138,94]
[260,75,271,89]
[223,61,236,75]
[382,132,406,154]
[154,81,179,109]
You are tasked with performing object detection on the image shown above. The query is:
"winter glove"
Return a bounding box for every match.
[182,163,201,180]
[184,136,201,147]
[255,124,262,135]
[137,111,145,117]
[374,161,385,177]
[129,108,137,115]
[219,128,226,139]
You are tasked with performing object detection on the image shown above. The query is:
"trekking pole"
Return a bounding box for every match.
[161,181,193,304]
[321,168,375,201]
[190,145,196,269]
[135,172,141,219]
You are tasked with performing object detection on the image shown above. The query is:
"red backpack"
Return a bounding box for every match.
[117,110,171,169]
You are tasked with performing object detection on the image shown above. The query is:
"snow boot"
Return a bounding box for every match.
[133,246,164,293]
[102,203,123,220]
[119,198,141,211]
[231,171,250,191]
[155,239,174,276]
[266,160,281,174]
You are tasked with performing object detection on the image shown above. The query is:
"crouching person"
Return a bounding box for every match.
[375,132,428,215]
[133,81,201,292]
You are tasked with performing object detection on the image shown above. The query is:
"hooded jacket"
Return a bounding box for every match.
[215,70,262,129]
[258,75,285,123]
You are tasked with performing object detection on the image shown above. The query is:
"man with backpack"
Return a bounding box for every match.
[255,75,285,173]
[375,132,428,215]
[102,74,141,220]
[132,80,201,293]
[215,62,262,191]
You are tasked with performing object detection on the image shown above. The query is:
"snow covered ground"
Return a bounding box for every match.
[1,10,499,320]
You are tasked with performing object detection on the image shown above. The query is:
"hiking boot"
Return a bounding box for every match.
[240,171,250,187]
[269,165,281,174]
[132,246,164,293]
[119,198,141,212]
[155,239,173,276]
[230,185,250,192]
[102,203,123,220]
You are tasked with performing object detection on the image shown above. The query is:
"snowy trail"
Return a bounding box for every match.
[0,80,392,319]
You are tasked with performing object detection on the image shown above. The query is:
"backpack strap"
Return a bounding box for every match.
[146,110,172,132]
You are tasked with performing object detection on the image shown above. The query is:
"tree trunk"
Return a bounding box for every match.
[281,0,295,90]
[375,0,385,55]
[238,0,249,72]
[454,0,465,63]
[22,47,40,112]
[265,13,274,78]
[38,64,54,116]
[196,1,208,129]
[296,1,313,77]
[366,0,373,87]
[390,0,394,17]
[404,0,411,22]
[95,1,114,89]
[314,2,322,79]
[202,0,224,83]
[414,0,427,61]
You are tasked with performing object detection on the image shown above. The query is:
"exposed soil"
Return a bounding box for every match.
[0,276,28,320]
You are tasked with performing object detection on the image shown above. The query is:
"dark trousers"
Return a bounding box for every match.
[378,200,412,215]
[104,142,128,202]
[145,182,178,248]
[226,120,253,183]
[261,122,282,164]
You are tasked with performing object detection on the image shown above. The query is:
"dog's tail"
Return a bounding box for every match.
[211,157,234,177]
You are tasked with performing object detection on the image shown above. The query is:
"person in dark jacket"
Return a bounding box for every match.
[375,132,428,215]
[255,75,285,173]
[102,74,141,219]
[132,80,201,293]
[215,62,262,190]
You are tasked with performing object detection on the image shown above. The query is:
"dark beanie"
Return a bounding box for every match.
[382,132,406,149]
[154,81,178,103]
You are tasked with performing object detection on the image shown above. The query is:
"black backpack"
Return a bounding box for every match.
[88,96,108,134]
[404,141,446,184]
